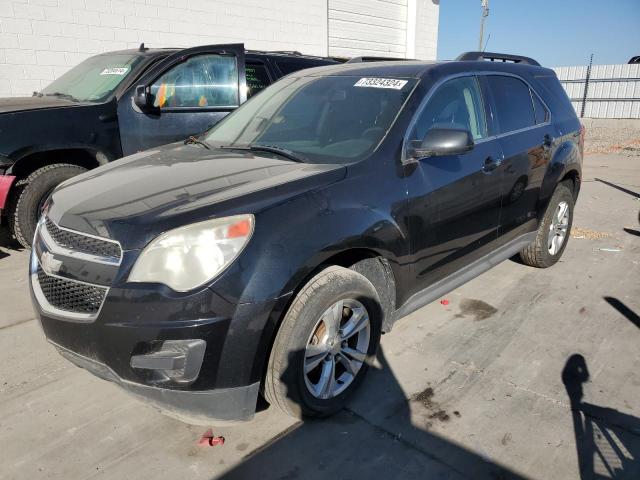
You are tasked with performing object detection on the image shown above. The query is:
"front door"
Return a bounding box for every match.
[117,44,246,155]
[404,75,504,296]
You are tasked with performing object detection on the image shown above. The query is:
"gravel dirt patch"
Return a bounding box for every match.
[585,124,640,156]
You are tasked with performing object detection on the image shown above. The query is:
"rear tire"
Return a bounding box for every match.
[7,163,87,248]
[264,266,382,419]
[519,181,574,268]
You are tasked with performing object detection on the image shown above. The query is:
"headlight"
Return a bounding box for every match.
[128,214,254,292]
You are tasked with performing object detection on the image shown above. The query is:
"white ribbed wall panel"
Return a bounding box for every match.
[328,0,408,58]
[554,63,640,119]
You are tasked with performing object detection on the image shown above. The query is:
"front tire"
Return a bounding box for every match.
[519,181,574,268]
[7,163,87,248]
[264,266,382,418]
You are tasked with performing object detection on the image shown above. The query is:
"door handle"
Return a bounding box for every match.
[543,134,553,150]
[482,156,500,173]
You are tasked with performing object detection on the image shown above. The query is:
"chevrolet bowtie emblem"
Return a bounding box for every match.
[41,251,63,275]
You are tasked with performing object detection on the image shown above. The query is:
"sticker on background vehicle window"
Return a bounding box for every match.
[354,78,408,90]
[100,67,129,76]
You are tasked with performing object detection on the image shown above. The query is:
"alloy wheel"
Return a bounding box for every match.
[303,298,371,399]
[548,200,570,255]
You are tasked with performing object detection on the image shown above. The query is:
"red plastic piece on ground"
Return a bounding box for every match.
[440,299,449,306]
[198,428,226,447]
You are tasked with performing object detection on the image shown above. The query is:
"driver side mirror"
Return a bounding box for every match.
[408,127,474,159]
[133,85,153,111]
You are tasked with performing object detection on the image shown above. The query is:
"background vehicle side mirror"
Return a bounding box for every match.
[133,85,153,111]
[409,127,474,159]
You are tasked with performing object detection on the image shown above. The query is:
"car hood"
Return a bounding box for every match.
[0,96,84,114]
[47,144,346,249]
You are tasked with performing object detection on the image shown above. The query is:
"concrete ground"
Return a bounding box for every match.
[0,153,638,480]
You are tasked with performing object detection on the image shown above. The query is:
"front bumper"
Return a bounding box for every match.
[30,216,289,423]
[53,341,260,425]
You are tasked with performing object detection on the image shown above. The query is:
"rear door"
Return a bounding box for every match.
[117,44,246,155]
[404,75,504,294]
[483,74,554,246]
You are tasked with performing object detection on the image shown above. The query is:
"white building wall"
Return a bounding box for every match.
[0,0,329,97]
[328,0,408,58]
[413,0,438,61]
[327,0,438,60]
[0,0,439,98]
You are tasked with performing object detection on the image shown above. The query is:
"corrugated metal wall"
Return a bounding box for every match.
[554,64,640,119]
[328,0,408,58]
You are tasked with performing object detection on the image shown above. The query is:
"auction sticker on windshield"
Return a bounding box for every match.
[100,67,129,76]
[354,78,408,90]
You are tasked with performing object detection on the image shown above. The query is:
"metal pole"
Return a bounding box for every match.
[479,0,489,51]
[581,53,593,118]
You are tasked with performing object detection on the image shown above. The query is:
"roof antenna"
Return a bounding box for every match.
[139,42,147,52]
[483,33,491,52]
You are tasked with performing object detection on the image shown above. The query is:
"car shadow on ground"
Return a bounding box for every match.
[218,347,527,480]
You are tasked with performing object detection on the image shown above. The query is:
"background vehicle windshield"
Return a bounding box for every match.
[205,75,417,164]
[40,53,143,103]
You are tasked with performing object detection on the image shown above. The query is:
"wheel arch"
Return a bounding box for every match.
[7,147,108,180]
[538,139,582,217]
[560,168,581,199]
[254,246,398,393]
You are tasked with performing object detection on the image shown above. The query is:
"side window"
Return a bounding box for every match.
[410,76,487,142]
[275,58,306,75]
[245,62,271,98]
[531,91,549,124]
[488,76,536,133]
[150,54,238,109]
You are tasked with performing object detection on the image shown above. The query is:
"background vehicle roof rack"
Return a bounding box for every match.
[269,50,303,56]
[347,56,414,63]
[456,51,541,66]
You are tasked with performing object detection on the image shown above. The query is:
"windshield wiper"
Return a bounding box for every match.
[184,135,211,150]
[249,144,305,163]
[219,144,305,163]
[45,92,80,102]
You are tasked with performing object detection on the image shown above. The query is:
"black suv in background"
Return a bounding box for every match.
[30,52,583,424]
[0,44,339,247]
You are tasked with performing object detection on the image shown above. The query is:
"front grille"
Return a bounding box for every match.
[37,267,107,314]
[45,218,121,260]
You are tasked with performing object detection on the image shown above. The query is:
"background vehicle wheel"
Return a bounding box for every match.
[519,181,574,268]
[264,265,382,418]
[7,163,87,248]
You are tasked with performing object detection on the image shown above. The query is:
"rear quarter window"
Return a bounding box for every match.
[534,75,578,122]
[532,92,550,124]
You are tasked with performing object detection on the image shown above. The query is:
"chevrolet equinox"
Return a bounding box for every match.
[30,52,583,424]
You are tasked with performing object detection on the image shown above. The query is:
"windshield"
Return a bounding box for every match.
[205,75,418,164]
[40,53,144,103]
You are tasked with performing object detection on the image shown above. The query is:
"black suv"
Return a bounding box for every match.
[0,44,339,247]
[30,52,583,424]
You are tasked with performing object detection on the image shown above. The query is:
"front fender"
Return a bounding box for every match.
[229,193,408,305]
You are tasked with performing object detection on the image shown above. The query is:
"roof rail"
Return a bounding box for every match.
[456,51,541,66]
[269,50,303,56]
[347,56,413,63]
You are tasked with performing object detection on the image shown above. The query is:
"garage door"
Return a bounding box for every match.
[328,0,408,58]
